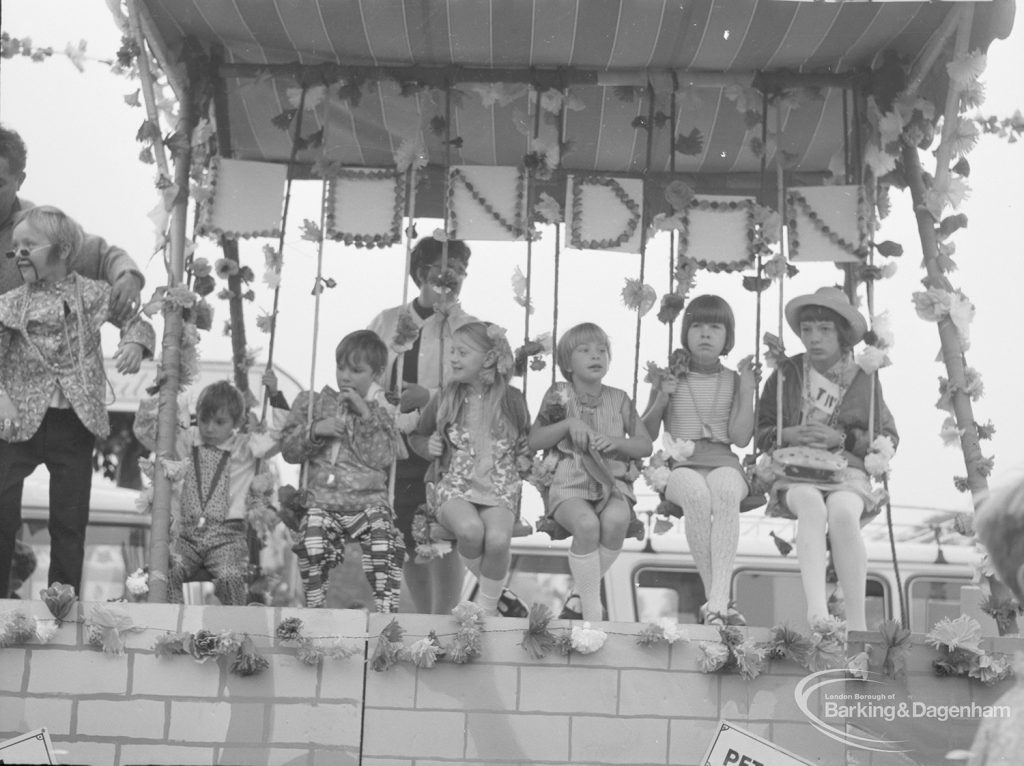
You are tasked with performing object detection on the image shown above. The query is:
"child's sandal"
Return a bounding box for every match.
[699,604,727,627]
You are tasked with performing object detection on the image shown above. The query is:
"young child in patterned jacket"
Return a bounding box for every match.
[0,205,154,598]
[280,330,404,611]
[133,376,287,605]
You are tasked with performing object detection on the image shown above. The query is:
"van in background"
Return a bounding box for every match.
[16,475,147,602]
[489,514,975,633]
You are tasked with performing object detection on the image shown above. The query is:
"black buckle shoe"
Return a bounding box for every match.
[496,588,529,618]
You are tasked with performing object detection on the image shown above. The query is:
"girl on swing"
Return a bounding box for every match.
[756,286,897,632]
[530,323,653,622]
[641,295,756,626]
[410,321,532,617]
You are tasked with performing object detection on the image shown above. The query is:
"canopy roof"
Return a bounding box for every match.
[139,0,1013,206]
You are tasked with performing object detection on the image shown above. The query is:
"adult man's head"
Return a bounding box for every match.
[976,479,1024,602]
[409,237,470,307]
[0,126,28,225]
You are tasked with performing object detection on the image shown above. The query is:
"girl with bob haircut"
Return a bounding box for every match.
[641,295,756,626]
[530,322,652,621]
[756,286,898,632]
[411,321,532,616]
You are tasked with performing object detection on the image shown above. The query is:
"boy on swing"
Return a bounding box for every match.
[280,330,404,611]
[134,376,286,605]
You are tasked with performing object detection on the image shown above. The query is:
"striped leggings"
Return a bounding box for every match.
[293,503,404,611]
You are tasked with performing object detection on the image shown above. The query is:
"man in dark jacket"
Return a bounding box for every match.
[0,125,143,319]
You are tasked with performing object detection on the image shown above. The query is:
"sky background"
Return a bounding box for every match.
[2,0,1022,523]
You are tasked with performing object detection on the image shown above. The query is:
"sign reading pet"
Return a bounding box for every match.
[702,721,812,766]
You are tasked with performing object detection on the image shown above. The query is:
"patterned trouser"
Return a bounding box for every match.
[293,503,404,611]
[169,520,250,606]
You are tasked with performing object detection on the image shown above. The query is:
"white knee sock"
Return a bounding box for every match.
[569,550,603,621]
[667,468,713,597]
[788,486,830,625]
[476,574,504,616]
[598,545,620,576]
[827,496,868,630]
[705,469,745,612]
[461,554,481,579]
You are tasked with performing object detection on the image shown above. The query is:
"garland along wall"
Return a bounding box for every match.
[2,598,1020,766]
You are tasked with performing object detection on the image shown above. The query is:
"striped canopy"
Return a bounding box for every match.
[139,0,1013,210]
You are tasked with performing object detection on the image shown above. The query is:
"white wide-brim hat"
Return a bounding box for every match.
[784,286,867,343]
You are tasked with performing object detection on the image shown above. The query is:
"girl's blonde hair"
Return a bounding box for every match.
[436,321,527,439]
[15,205,84,262]
[555,322,611,380]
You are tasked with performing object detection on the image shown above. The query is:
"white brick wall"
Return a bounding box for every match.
[0,599,1017,765]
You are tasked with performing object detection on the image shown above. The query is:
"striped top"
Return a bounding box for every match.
[667,369,736,443]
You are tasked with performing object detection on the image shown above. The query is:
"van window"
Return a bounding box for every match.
[17,520,147,602]
[907,576,970,632]
[632,567,705,624]
[732,569,888,631]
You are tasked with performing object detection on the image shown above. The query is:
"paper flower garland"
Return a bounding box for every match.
[677,196,761,273]
[511,266,533,314]
[621,279,657,316]
[447,167,527,241]
[864,435,896,479]
[568,175,642,252]
[325,169,405,248]
[926,615,1013,685]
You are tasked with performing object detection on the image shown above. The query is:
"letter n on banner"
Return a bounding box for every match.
[786,185,868,263]
[446,166,528,241]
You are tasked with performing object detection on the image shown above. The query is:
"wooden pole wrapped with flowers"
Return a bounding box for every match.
[867,5,1019,632]
[125,0,201,602]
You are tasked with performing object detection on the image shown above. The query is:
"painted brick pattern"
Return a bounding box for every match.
[1,598,1019,765]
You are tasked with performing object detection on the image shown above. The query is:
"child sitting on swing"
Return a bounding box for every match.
[410,321,532,617]
[641,295,756,626]
[280,330,404,611]
[134,374,287,605]
[530,323,652,622]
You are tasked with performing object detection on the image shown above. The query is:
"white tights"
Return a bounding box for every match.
[785,484,867,631]
[665,467,746,614]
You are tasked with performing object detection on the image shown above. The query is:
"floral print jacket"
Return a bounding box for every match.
[0,273,155,441]
[414,388,532,511]
[280,387,397,512]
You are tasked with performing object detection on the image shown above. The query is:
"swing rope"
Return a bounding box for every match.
[773,96,787,449]
[302,89,334,472]
[388,164,420,508]
[437,80,454,386]
[630,82,657,405]
[666,74,679,359]
[550,89,567,388]
[749,88,771,470]
[260,84,308,423]
[521,85,542,398]
[852,78,907,627]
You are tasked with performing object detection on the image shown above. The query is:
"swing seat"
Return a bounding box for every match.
[185,525,263,588]
[512,518,533,537]
[740,491,767,512]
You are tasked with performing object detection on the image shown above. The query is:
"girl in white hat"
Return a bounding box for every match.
[756,286,898,632]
